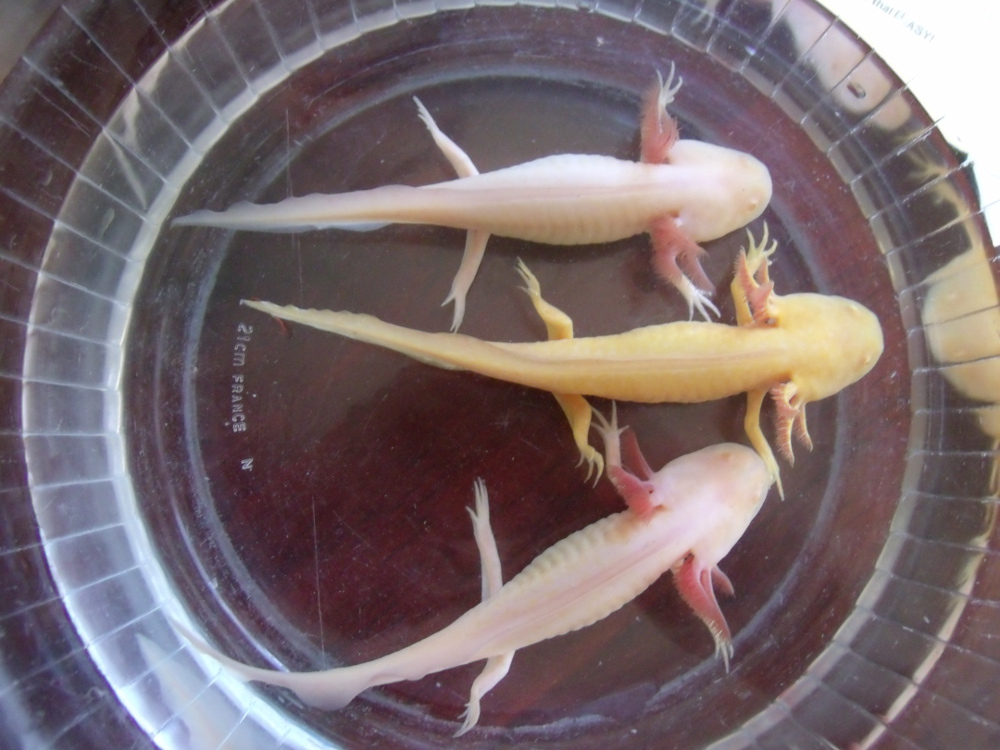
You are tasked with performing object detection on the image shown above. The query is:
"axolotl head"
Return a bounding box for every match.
[653,442,773,564]
[778,291,884,405]
[666,140,773,242]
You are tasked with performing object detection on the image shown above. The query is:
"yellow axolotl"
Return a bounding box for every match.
[243,229,883,493]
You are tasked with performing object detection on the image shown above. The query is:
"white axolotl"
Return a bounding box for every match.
[174,67,773,330]
[177,406,771,735]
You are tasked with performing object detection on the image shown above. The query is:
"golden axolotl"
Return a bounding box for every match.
[177,412,771,735]
[175,67,772,329]
[244,229,883,493]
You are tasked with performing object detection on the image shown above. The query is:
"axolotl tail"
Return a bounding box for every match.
[240,300,551,384]
[176,620,377,711]
[172,184,493,234]
[171,185,431,233]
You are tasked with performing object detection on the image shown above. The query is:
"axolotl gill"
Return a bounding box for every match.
[178,407,772,736]
[243,228,884,493]
[174,67,772,329]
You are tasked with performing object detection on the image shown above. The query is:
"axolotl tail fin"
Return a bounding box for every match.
[174,620,374,711]
[172,196,391,233]
[240,300,538,380]
[170,187,438,233]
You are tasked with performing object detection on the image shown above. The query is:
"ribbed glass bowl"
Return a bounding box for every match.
[1,1,997,748]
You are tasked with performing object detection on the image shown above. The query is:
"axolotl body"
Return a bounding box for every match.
[179,408,771,735]
[175,68,772,329]
[243,229,884,492]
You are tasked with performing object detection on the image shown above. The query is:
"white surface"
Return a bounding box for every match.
[820,0,999,243]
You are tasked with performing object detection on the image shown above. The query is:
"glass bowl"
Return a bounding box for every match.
[1,0,997,748]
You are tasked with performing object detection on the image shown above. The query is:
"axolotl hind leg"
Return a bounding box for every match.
[516,260,605,480]
[457,479,514,736]
[414,98,491,332]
